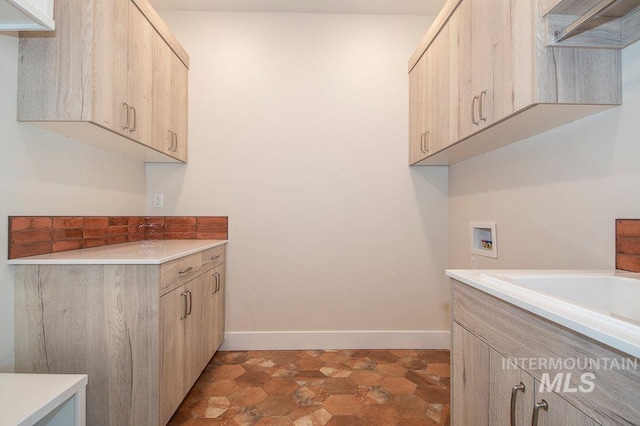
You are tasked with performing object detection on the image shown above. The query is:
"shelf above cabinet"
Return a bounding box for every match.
[545,0,640,49]
[0,0,55,31]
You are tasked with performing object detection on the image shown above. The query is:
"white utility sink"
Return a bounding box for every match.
[446,270,640,358]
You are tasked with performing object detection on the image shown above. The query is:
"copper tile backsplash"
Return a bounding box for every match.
[8,216,228,259]
[616,219,640,272]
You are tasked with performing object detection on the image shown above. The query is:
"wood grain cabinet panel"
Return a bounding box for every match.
[17,0,189,163]
[409,0,622,165]
[14,244,227,426]
[451,279,639,425]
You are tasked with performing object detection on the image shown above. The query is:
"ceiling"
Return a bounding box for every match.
[147,0,446,15]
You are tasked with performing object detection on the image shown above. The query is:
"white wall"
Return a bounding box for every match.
[146,12,450,349]
[449,42,640,270]
[0,34,147,371]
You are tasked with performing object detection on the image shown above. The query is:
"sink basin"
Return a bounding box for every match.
[483,271,640,325]
[446,270,640,358]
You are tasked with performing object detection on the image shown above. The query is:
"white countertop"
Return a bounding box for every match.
[447,269,640,358]
[7,239,228,265]
[0,373,88,426]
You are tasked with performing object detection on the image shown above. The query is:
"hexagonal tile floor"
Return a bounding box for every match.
[168,349,450,425]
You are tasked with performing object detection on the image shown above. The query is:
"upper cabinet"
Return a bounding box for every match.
[17,0,189,163]
[409,0,625,166]
[0,0,55,31]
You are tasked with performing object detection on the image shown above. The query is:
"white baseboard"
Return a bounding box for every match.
[219,330,450,351]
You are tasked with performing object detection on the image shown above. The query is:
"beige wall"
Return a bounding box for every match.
[449,42,640,270]
[146,12,450,349]
[0,34,147,371]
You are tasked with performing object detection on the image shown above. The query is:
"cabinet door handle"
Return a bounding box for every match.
[122,102,130,130]
[168,129,174,151]
[472,95,480,125]
[179,266,193,275]
[212,272,217,295]
[420,133,425,153]
[424,130,430,153]
[217,273,221,292]
[180,291,188,320]
[129,106,137,132]
[187,289,193,316]
[479,89,487,122]
[531,400,548,426]
[172,131,178,152]
[510,382,525,426]
[211,254,221,261]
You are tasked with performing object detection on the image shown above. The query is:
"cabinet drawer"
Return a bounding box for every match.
[160,252,203,294]
[201,245,225,270]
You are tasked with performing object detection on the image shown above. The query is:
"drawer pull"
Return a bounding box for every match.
[211,254,221,261]
[532,400,548,426]
[510,382,525,426]
[180,291,188,320]
[179,266,193,275]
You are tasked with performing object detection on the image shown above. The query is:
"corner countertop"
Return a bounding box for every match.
[7,239,228,265]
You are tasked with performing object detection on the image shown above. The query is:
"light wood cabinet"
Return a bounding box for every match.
[17,0,189,163]
[453,323,600,426]
[14,243,227,426]
[451,278,640,425]
[152,30,188,161]
[409,0,622,165]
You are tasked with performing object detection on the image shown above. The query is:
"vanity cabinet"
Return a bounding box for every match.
[409,0,622,166]
[453,323,598,425]
[451,278,640,425]
[17,0,189,163]
[13,242,227,426]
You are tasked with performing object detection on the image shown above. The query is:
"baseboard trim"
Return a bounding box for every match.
[219,330,450,351]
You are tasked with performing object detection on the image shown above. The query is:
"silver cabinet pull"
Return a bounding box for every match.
[211,254,221,261]
[479,89,487,121]
[186,290,192,316]
[531,400,548,426]
[172,131,178,152]
[180,291,188,320]
[420,132,426,153]
[129,106,137,132]
[168,129,174,152]
[122,102,130,130]
[212,273,217,295]
[510,382,525,426]
[424,130,430,153]
[216,273,221,292]
[472,95,480,125]
[178,266,193,275]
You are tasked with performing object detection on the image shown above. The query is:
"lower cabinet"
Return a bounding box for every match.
[14,243,227,426]
[453,323,599,425]
[451,279,640,425]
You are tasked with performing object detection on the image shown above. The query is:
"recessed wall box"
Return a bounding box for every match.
[471,222,497,258]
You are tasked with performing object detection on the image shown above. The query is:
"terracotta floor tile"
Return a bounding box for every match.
[374,363,408,377]
[380,377,418,395]
[349,370,383,386]
[322,395,363,416]
[262,378,299,395]
[320,378,358,395]
[426,363,451,378]
[256,395,299,417]
[325,415,366,426]
[212,364,247,380]
[228,387,269,406]
[170,350,450,426]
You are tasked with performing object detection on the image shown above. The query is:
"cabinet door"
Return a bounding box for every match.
[456,0,477,140]
[152,33,188,161]
[171,53,188,161]
[184,275,209,385]
[127,1,154,146]
[428,21,450,153]
[489,350,535,426]
[152,31,174,155]
[408,54,428,165]
[533,382,599,426]
[160,285,188,425]
[213,264,226,351]
[452,322,490,426]
[92,0,130,133]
